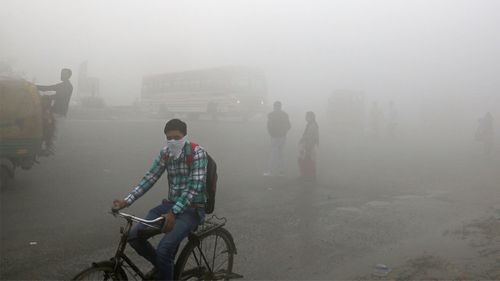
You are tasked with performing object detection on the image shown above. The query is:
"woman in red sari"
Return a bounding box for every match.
[298,111,319,181]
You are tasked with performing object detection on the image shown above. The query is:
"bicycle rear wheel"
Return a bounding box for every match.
[175,228,235,280]
[72,261,128,281]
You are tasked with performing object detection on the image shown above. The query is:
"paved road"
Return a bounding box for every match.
[1,118,499,280]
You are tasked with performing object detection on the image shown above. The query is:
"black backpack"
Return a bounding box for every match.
[186,143,217,214]
[204,154,217,214]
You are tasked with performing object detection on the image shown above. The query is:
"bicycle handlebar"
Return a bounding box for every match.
[112,211,165,229]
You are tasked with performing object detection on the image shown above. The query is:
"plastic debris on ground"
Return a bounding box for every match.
[372,264,391,277]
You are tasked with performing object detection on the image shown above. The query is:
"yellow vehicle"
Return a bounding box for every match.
[0,76,45,187]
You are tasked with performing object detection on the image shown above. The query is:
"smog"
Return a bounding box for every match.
[1,0,499,280]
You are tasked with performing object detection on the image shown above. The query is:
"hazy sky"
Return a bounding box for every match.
[1,0,499,113]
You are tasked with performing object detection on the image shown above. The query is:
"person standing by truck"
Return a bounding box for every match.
[37,68,73,117]
[36,68,73,152]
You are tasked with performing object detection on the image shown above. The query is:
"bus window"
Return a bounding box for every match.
[232,77,250,91]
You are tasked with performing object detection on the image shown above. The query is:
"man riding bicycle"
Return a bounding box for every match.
[113,119,208,280]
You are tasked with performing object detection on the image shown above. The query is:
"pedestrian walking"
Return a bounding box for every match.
[264,101,291,176]
[298,111,319,181]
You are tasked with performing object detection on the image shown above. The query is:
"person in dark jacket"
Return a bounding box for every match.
[298,111,319,181]
[264,101,291,176]
[37,68,73,117]
[36,68,73,153]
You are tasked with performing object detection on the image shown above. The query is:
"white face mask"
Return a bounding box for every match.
[167,136,187,159]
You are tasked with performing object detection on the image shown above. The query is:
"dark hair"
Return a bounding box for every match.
[61,68,72,77]
[306,111,316,120]
[164,118,187,135]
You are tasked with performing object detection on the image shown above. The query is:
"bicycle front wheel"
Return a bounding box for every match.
[72,261,127,281]
[175,228,236,280]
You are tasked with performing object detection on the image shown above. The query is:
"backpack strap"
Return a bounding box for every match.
[185,142,198,166]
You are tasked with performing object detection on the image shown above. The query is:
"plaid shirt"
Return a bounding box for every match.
[124,142,208,214]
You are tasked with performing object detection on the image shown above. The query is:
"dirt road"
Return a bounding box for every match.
[1,118,499,279]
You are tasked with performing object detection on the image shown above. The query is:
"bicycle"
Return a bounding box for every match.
[72,211,243,280]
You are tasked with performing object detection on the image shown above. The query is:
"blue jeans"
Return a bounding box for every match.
[128,201,204,280]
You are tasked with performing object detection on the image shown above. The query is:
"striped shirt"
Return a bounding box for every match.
[124,142,208,214]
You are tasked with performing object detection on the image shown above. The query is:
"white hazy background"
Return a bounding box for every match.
[1,0,499,119]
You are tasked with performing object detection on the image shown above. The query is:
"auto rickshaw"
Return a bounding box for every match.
[0,76,47,187]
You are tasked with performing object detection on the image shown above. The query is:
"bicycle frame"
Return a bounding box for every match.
[109,217,145,280]
[103,211,239,280]
[108,212,164,280]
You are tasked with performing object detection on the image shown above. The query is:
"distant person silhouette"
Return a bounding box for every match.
[476,112,495,158]
[387,101,399,139]
[298,111,319,181]
[264,101,291,176]
[369,101,384,139]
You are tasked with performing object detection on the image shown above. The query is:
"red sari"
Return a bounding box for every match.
[298,121,319,179]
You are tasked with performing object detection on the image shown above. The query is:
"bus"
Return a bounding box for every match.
[141,66,267,120]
